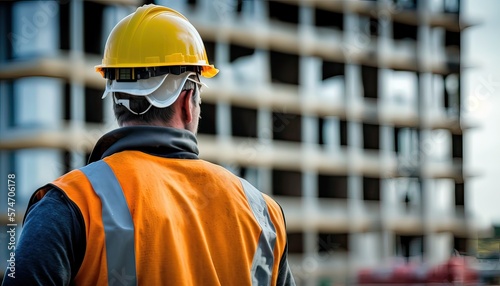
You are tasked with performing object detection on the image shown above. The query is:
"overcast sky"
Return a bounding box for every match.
[464,0,500,228]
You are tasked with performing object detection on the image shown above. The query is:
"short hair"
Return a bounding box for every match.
[114,75,199,126]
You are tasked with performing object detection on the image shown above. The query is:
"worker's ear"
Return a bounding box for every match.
[181,89,194,123]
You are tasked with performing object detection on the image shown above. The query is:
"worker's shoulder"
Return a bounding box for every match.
[196,159,238,177]
[262,193,284,217]
[51,166,89,186]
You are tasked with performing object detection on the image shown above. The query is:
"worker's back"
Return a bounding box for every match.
[48,150,288,285]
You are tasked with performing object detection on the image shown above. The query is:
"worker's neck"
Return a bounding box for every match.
[121,119,180,129]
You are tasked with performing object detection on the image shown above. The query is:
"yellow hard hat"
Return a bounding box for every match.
[95,4,218,78]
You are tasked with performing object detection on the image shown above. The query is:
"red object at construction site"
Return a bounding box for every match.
[357,257,478,285]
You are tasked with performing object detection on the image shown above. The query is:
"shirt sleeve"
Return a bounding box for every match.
[1,189,85,286]
[276,205,296,286]
[276,242,296,286]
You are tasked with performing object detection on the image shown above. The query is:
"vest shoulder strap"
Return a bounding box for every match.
[239,178,277,286]
[80,160,137,286]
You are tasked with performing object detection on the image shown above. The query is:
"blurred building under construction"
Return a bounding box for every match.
[0,0,481,284]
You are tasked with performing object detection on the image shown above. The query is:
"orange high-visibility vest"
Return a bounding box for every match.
[33,151,288,285]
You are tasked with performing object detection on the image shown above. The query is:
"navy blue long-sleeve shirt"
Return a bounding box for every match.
[2,189,85,285]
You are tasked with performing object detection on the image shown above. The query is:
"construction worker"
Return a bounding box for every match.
[2,4,295,286]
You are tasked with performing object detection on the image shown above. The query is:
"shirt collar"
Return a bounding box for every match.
[88,126,199,163]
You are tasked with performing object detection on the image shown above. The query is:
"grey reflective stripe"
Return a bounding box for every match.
[240,178,277,286]
[81,161,137,286]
